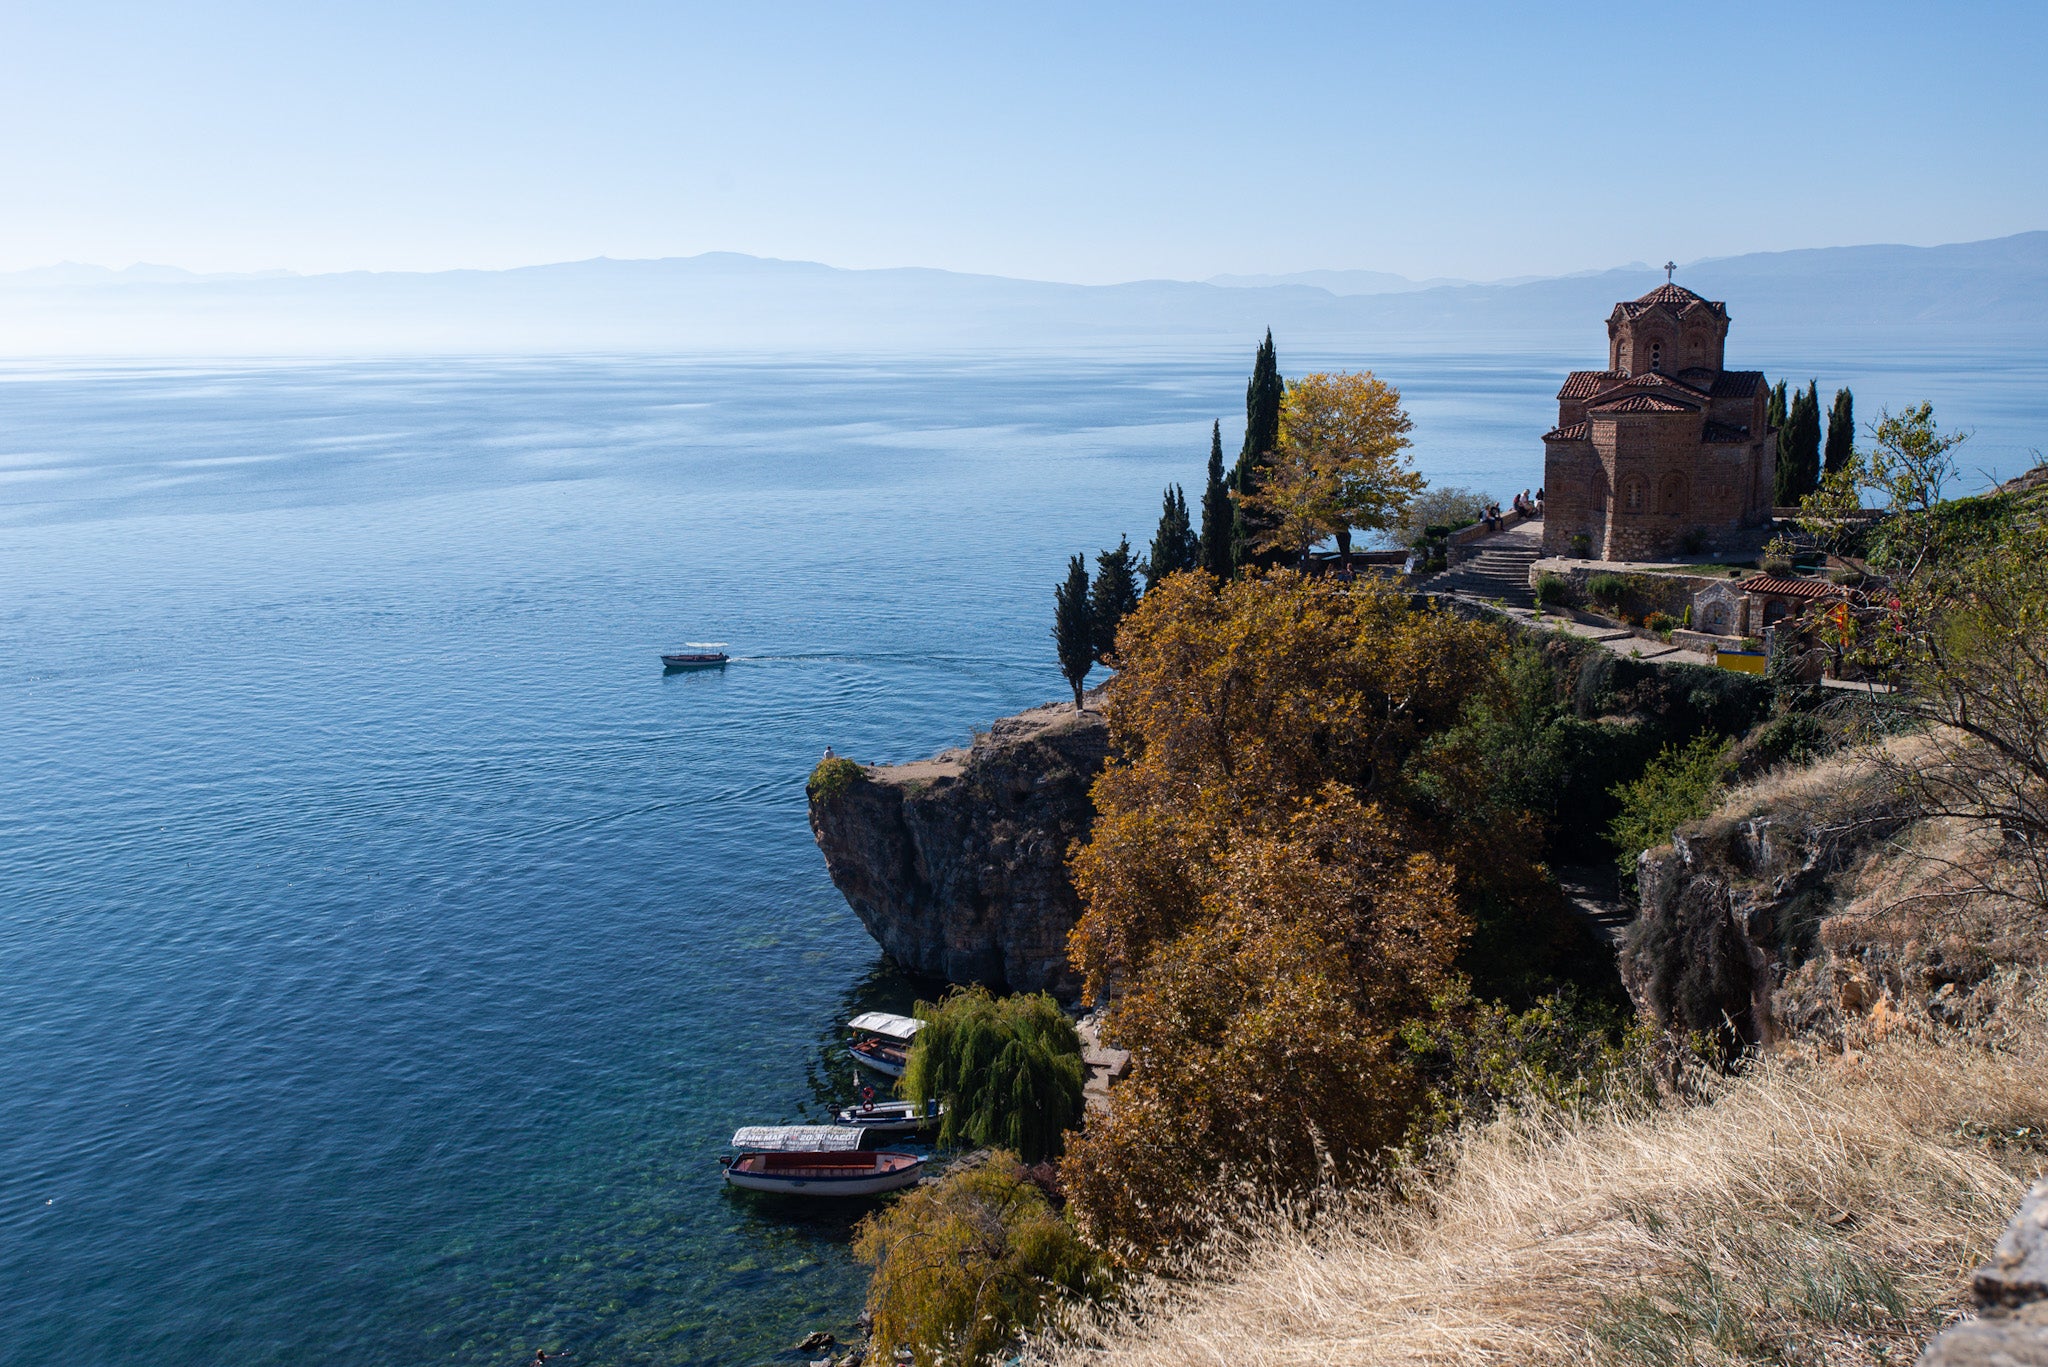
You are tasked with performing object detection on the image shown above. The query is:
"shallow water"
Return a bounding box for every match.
[0,344,2038,1366]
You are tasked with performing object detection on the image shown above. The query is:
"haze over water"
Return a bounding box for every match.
[1,343,2040,1367]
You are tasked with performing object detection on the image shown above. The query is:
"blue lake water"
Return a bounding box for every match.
[1,343,2040,1367]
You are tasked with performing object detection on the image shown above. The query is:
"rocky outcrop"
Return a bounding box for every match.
[1619,761,1912,1048]
[808,700,1110,998]
[1919,1176,2048,1365]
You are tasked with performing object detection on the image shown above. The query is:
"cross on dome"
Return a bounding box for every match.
[1664,260,1677,282]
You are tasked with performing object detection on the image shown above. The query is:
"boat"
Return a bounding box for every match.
[835,1097,945,1135]
[720,1125,926,1196]
[847,1011,925,1078]
[661,642,730,669]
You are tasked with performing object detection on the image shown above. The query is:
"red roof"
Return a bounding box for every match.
[1712,370,1767,398]
[1739,576,1844,600]
[1590,393,1697,414]
[1558,370,1624,399]
[1544,421,1590,441]
[1617,284,1728,319]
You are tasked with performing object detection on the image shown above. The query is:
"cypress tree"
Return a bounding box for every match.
[1145,484,1198,590]
[1792,381,1822,500]
[1769,380,1793,505]
[1824,387,1854,475]
[1052,554,1093,712]
[1229,331,1283,567]
[1198,420,1234,579]
[1090,537,1141,664]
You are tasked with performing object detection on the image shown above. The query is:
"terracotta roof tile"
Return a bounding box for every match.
[1712,370,1767,398]
[1621,371,1711,397]
[1558,370,1623,399]
[1617,283,1728,319]
[1545,421,1590,441]
[1739,576,1844,600]
[1589,392,1698,414]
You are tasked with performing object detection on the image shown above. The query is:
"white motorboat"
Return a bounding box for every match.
[847,1011,924,1078]
[834,1098,945,1135]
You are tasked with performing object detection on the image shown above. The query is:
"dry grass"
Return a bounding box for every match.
[1037,986,2048,1367]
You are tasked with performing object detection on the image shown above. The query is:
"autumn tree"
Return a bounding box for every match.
[1059,571,1515,1255]
[1240,370,1421,567]
[1198,421,1234,579]
[854,1155,1105,1367]
[1051,554,1092,711]
[1143,484,1198,590]
[1089,537,1140,664]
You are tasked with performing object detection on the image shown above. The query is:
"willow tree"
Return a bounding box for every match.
[902,987,1085,1164]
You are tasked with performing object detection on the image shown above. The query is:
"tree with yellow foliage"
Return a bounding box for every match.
[1241,370,1421,568]
[1060,571,1510,1255]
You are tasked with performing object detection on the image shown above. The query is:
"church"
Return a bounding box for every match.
[1540,280,1776,562]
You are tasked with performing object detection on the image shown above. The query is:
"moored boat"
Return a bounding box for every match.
[720,1125,925,1196]
[834,1097,945,1135]
[846,1011,924,1078]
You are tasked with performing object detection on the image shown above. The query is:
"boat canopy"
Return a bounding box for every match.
[847,1012,925,1041]
[731,1125,865,1152]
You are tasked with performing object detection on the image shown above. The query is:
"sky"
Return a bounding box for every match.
[2,1,2044,284]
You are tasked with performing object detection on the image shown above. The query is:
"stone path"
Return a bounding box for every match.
[1419,518,1544,608]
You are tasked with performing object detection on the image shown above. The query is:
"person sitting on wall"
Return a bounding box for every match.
[1535,486,1545,515]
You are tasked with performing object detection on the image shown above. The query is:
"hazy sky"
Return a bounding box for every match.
[4,1,2043,283]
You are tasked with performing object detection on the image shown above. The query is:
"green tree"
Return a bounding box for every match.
[902,987,1086,1163]
[1775,381,1822,504]
[854,1155,1106,1367]
[1198,420,1234,579]
[1607,734,1733,881]
[1824,387,1854,476]
[1052,553,1093,712]
[1144,484,1198,590]
[1090,537,1141,664]
[1767,381,1789,503]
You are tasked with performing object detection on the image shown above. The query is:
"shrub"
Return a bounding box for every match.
[1607,734,1734,879]
[855,1153,1108,1367]
[1423,523,1451,539]
[904,987,1085,1163]
[1586,573,1630,607]
[1570,532,1593,558]
[808,756,865,799]
[1645,611,1677,635]
[1534,572,1575,609]
[1761,550,1796,576]
[1678,527,1709,556]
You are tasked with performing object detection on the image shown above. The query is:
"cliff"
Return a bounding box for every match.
[808,700,1110,997]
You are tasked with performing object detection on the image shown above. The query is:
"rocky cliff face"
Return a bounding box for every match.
[808,700,1110,998]
[1619,756,1913,1048]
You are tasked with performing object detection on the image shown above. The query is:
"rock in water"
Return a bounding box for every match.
[808,700,1110,997]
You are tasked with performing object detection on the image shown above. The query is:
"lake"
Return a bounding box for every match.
[0,341,2039,1366]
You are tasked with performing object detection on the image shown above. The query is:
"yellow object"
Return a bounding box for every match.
[1716,651,1767,674]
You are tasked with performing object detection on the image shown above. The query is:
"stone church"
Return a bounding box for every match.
[1540,282,1776,561]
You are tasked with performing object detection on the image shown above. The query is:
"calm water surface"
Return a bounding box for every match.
[0,345,2039,1367]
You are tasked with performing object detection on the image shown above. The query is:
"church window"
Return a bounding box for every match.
[1650,341,1662,372]
[1623,478,1645,512]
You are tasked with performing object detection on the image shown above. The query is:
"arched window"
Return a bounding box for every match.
[1622,477,1646,512]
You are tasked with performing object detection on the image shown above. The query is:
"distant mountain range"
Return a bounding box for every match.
[2,232,2042,355]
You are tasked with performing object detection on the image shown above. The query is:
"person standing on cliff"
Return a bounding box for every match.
[822,746,835,761]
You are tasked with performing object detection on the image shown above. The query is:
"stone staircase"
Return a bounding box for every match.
[1422,531,1544,609]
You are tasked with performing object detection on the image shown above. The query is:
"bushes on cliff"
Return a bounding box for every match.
[1607,733,1733,880]
[903,987,1085,1164]
[807,755,865,800]
[854,1152,1106,1367]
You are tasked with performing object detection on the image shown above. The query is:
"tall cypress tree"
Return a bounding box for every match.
[1090,537,1141,664]
[1769,380,1793,505]
[1198,420,1234,579]
[1229,331,1284,568]
[1145,484,1197,591]
[1792,380,1823,500]
[1824,387,1855,475]
[1052,554,1093,712]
